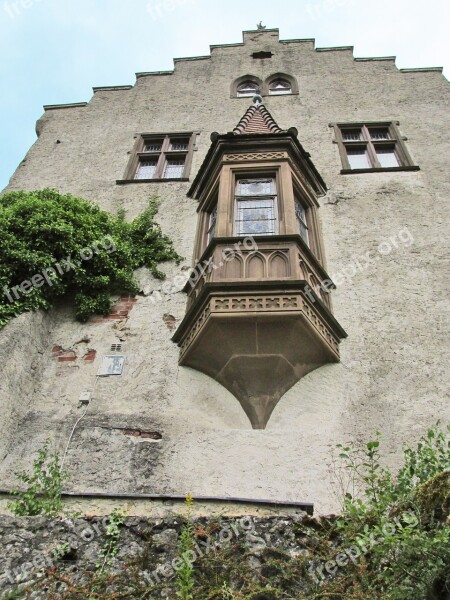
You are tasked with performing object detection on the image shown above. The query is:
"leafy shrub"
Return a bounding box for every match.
[0,189,181,327]
[8,439,66,516]
[322,423,450,599]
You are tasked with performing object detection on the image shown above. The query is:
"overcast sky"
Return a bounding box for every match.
[1,0,448,190]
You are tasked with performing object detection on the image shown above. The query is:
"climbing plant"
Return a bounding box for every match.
[0,189,181,327]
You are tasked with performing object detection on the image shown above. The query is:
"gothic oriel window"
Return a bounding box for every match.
[174,99,347,430]
[269,79,292,95]
[234,178,277,236]
[332,122,418,173]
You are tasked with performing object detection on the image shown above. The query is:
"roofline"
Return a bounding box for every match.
[174,55,211,63]
[136,70,174,78]
[242,28,280,33]
[355,56,396,62]
[93,85,133,92]
[281,38,315,44]
[316,46,354,52]
[43,102,87,111]
[400,67,444,73]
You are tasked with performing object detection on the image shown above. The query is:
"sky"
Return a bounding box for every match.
[0,0,449,190]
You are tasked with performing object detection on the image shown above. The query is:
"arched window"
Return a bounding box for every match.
[237,81,260,97]
[269,78,292,95]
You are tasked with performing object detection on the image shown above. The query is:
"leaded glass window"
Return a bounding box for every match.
[235,178,277,236]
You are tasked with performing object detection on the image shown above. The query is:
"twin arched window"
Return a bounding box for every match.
[269,79,292,95]
[235,75,294,98]
[237,81,261,97]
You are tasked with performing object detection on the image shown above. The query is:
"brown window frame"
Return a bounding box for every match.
[331,122,419,174]
[118,132,198,183]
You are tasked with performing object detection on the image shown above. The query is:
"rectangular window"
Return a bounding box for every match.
[121,133,196,182]
[135,160,157,180]
[347,147,371,170]
[164,158,185,179]
[376,146,399,168]
[333,122,417,172]
[235,178,277,236]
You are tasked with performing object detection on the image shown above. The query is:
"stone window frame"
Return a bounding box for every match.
[330,121,419,174]
[117,132,199,184]
[231,75,263,99]
[264,73,299,96]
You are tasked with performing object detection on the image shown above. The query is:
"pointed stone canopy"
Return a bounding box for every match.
[233,97,283,135]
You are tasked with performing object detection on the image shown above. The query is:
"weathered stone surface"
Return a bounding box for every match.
[0,28,449,514]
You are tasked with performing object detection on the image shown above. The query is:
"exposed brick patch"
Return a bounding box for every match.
[83,349,97,362]
[89,296,137,323]
[58,355,77,362]
[52,347,77,362]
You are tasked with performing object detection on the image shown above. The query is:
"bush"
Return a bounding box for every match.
[321,423,450,599]
[0,189,181,327]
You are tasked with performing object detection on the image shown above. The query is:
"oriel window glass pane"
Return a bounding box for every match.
[164,159,185,178]
[236,199,275,236]
[295,198,309,246]
[207,205,217,242]
[376,147,399,168]
[237,179,274,196]
[135,160,157,179]
[346,147,371,169]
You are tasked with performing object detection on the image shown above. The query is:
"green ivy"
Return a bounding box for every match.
[0,189,182,327]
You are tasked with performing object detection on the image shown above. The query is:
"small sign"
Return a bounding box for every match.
[97,355,125,376]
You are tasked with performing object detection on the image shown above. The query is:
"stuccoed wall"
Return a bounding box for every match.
[0,29,449,514]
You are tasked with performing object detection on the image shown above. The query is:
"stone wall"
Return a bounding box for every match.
[0,28,449,514]
[0,512,321,598]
